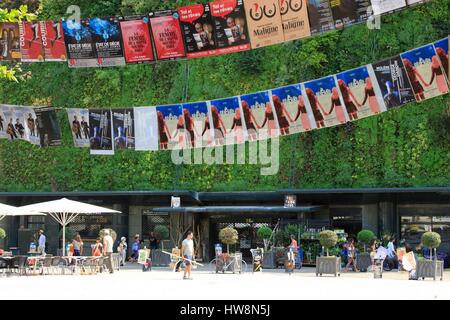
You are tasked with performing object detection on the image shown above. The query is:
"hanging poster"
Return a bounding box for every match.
[244,0,284,49]
[112,109,135,150]
[336,65,387,121]
[21,106,40,145]
[134,107,159,151]
[306,0,335,35]
[178,4,218,59]
[19,21,44,62]
[89,17,126,67]
[432,37,449,83]
[39,21,67,61]
[34,107,62,147]
[303,76,348,128]
[62,19,97,68]
[149,11,186,61]
[371,55,416,109]
[240,91,279,141]
[156,104,185,150]
[182,102,213,148]
[355,0,371,22]
[270,84,314,135]
[210,0,251,55]
[89,109,114,155]
[0,105,8,139]
[0,22,21,62]
[11,106,27,141]
[329,0,358,29]
[401,44,449,102]
[1,105,17,141]
[67,108,90,147]
[119,16,154,64]
[210,97,246,145]
[370,0,406,16]
[279,0,311,41]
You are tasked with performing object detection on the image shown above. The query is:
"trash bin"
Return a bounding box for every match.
[250,248,263,272]
[373,259,383,279]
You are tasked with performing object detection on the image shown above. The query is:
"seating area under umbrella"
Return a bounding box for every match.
[20,198,121,256]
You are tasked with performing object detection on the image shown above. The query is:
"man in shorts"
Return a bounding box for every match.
[181,231,194,280]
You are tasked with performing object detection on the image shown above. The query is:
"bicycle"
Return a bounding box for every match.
[209,253,247,274]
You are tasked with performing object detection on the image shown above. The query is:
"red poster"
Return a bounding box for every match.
[150,11,186,61]
[19,21,44,62]
[39,21,67,61]
[120,17,155,63]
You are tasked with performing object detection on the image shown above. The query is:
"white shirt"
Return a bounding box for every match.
[38,234,46,248]
[387,241,396,258]
[182,239,194,256]
[103,235,114,253]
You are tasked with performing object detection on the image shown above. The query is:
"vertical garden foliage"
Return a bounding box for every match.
[0,0,449,192]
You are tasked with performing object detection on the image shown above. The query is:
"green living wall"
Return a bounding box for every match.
[0,0,449,192]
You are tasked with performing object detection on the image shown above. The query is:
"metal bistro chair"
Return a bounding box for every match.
[0,257,8,276]
[41,256,54,275]
[81,257,98,275]
[50,256,62,275]
[10,256,28,276]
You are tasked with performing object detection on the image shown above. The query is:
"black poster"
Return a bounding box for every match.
[34,107,62,147]
[62,19,97,68]
[89,109,114,155]
[371,56,416,109]
[112,109,135,150]
[329,0,357,28]
[307,0,335,35]
[355,0,371,22]
[89,17,126,67]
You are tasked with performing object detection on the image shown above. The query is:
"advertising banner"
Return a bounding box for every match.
[119,16,155,64]
[182,102,213,148]
[62,19,97,68]
[0,105,8,139]
[0,22,21,62]
[134,107,159,151]
[432,37,449,82]
[329,0,358,29]
[178,4,218,58]
[112,109,135,150]
[279,0,311,41]
[39,21,67,61]
[149,11,186,61]
[19,21,44,62]
[244,0,284,49]
[370,0,406,16]
[156,104,185,150]
[306,0,335,35]
[209,97,246,145]
[210,0,251,55]
[0,105,16,140]
[89,109,114,155]
[89,17,126,67]
[34,107,62,147]
[67,108,90,147]
[355,0,371,22]
[21,106,40,145]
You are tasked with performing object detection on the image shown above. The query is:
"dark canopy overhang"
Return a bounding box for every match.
[152,206,322,213]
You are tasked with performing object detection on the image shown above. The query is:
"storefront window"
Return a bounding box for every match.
[68,214,114,240]
[400,215,450,245]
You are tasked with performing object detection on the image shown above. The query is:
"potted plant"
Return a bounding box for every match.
[154,225,170,251]
[417,232,444,281]
[219,227,240,272]
[0,228,6,251]
[356,229,375,272]
[152,225,171,266]
[316,230,340,277]
[257,226,274,269]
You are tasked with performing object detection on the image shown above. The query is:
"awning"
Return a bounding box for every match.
[152,206,322,213]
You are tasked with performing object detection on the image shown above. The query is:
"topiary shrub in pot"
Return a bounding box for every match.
[356,230,376,272]
[257,226,272,252]
[154,225,170,251]
[316,230,340,277]
[417,232,443,281]
[219,227,238,254]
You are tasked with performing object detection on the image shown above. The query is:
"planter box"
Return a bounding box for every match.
[151,250,171,266]
[417,260,444,281]
[316,256,341,277]
[356,253,372,272]
[262,251,276,269]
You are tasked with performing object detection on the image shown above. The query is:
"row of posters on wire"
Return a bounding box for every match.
[0,0,431,67]
[1,37,447,155]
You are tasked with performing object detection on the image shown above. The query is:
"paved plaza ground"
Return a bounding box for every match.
[1,265,449,300]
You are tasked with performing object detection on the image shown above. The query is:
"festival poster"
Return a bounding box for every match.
[279,0,311,41]
[270,84,315,135]
[89,109,114,155]
[355,0,371,22]
[119,16,154,64]
[329,0,358,29]
[401,44,449,101]
[303,75,348,128]
[67,108,90,147]
[134,107,159,151]
[112,109,135,150]
[244,0,284,49]
[0,105,8,139]
[20,106,39,145]
[89,17,126,67]
[240,91,280,141]
[19,21,44,62]
[156,104,185,150]
[34,107,62,147]
[62,19,97,68]
[336,65,387,121]
[10,106,28,141]
[0,22,21,62]
[178,4,218,59]
[307,0,335,35]
[39,21,67,61]
[370,0,406,16]
[433,37,449,83]
[210,97,246,145]
[371,55,416,109]
[1,105,17,141]
[182,102,213,148]
[149,11,186,61]
[210,0,251,55]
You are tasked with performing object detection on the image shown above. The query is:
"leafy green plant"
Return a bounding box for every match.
[257,226,272,251]
[99,228,117,243]
[357,230,376,253]
[59,227,76,241]
[0,228,6,240]
[154,225,169,250]
[219,227,238,253]
[319,230,338,256]
[421,232,441,261]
